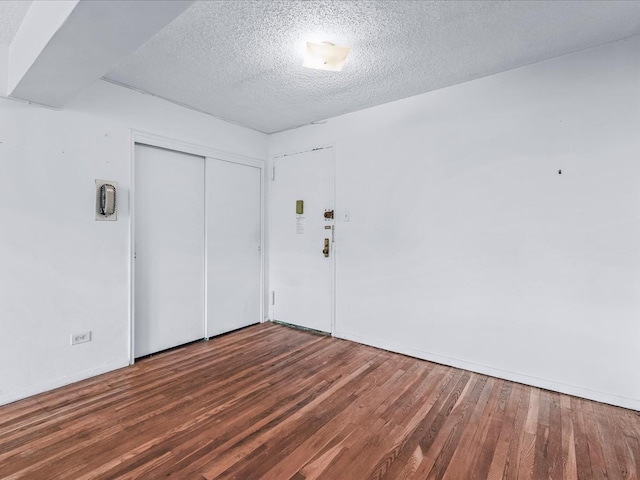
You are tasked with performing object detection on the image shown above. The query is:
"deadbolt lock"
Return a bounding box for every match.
[323,238,330,257]
[324,210,334,220]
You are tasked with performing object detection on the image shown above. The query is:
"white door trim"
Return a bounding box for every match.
[133,130,263,167]
[129,130,265,364]
[270,143,336,161]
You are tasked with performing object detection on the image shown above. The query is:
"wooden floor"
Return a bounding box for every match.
[1,323,639,479]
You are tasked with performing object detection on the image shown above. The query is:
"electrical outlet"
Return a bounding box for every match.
[71,331,92,345]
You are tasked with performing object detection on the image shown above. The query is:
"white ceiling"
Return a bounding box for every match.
[103,0,640,133]
[6,1,640,134]
[0,0,31,45]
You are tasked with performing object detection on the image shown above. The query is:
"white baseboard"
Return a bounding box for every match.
[0,360,129,407]
[335,331,640,411]
[4,334,638,412]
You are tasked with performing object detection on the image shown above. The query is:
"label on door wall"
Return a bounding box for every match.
[296,216,306,234]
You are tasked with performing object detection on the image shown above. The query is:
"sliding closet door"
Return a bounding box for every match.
[206,159,261,337]
[134,144,205,357]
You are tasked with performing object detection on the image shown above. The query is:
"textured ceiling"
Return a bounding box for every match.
[0,0,31,45]
[104,0,640,134]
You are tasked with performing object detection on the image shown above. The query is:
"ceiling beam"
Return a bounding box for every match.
[7,0,194,108]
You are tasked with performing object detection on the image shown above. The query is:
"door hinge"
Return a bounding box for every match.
[271,291,276,305]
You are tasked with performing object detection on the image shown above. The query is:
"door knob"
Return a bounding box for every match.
[322,238,330,257]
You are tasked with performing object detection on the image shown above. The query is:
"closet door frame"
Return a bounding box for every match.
[129,131,265,364]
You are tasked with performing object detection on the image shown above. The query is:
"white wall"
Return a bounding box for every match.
[269,37,640,410]
[0,46,7,95]
[0,80,267,405]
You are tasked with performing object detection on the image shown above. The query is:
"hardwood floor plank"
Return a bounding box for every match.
[581,398,610,480]
[161,343,362,477]
[571,395,595,479]
[623,434,640,480]
[498,381,532,480]
[512,387,539,480]
[195,354,382,478]
[485,382,525,480]
[376,369,464,479]
[261,355,413,480]
[532,389,551,479]
[0,322,638,479]
[547,391,564,480]
[296,432,352,480]
[386,371,471,479]
[560,394,578,480]
[420,375,488,479]
[467,379,508,479]
[441,376,499,480]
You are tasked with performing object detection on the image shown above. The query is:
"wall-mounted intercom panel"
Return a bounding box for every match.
[95,180,118,221]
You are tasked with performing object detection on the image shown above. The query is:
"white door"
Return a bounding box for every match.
[206,159,262,337]
[134,144,205,357]
[270,147,335,333]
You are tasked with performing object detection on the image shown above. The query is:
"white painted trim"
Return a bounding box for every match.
[329,147,337,336]
[263,154,271,322]
[335,330,640,411]
[271,143,335,161]
[133,131,264,167]
[128,131,136,364]
[203,157,209,340]
[0,360,129,407]
[259,162,266,323]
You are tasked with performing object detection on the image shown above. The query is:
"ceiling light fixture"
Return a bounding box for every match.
[302,41,351,72]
